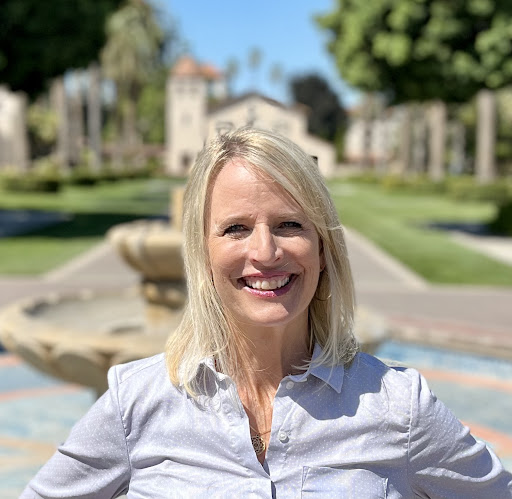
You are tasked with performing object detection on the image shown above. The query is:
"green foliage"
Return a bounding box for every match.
[347,173,512,204]
[446,177,511,203]
[100,0,168,146]
[0,159,62,193]
[0,0,123,98]
[290,73,346,142]
[317,0,512,103]
[27,100,57,157]
[137,70,166,143]
[490,200,512,235]
[27,102,57,143]
[101,0,165,90]
[69,166,101,186]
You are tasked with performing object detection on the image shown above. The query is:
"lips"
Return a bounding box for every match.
[243,275,291,291]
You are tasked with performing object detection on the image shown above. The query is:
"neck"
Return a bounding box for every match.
[232,322,311,393]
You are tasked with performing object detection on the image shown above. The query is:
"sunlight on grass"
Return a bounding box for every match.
[0,178,183,275]
[330,181,512,286]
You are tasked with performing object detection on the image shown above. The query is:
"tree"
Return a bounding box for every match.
[225,58,239,94]
[0,0,123,98]
[317,0,512,181]
[290,74,346,143]
[269,63,284,86]
[137,68,167,144]
[248,47,263,90]
[101,0,166,149]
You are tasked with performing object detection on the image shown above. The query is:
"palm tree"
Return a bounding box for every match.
[248,47,262,91]
[101,0,164,152]
[225,58,239,95]
[269,63,284,93]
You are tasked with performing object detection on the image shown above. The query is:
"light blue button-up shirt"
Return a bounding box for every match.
[22,347,512,498]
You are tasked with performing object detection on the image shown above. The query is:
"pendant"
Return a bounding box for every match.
[251,434,266,455]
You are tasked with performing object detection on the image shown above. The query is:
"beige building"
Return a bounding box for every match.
[166,56,336,177]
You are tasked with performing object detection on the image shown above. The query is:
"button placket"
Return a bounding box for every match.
[278,430,289,443]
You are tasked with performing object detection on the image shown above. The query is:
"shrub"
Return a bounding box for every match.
[381,174,409,192]
[0,161,63,193]
[489,200,512,236]
[69,166,100,186]
[345,172,381,184]
[446,177,511,203]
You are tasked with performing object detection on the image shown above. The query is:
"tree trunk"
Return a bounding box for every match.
[475,89,496,184]
[428,100,446,182]
[411,103,427,174]
[398,105,412,175]
[68,81,84,166]
[51,77,70,170]
[87,62,102,172]
[360,92,374,169]
[449,121,466,175]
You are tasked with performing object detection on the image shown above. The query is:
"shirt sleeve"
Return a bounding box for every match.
[407,370,512,498]
[20,365,131,499]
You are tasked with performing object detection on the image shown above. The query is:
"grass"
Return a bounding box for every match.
[329,181,512,286]
[0,178,183,275]
[1,177,511,285]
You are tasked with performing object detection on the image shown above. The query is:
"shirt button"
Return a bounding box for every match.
[278,431,288,443]
[285,381,294,390]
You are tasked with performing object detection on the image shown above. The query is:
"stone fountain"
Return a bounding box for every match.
[0,186,387,396]
[0,188,187,396]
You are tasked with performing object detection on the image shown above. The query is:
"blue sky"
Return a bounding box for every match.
[159,0,360,107]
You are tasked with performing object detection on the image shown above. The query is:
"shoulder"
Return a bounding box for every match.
[107,353,174,402]
[341,352,430,421]
[110,352,167,385]
[346,352,423,391]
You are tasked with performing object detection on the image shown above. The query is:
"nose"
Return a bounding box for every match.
[247,224,283,265]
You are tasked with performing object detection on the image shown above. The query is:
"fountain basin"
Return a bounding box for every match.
[0,288,182,396]
[0,285,387,396]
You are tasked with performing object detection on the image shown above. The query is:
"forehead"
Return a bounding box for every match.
[208,159,300,211]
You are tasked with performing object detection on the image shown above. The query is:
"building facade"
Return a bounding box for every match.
[166,56,336,177]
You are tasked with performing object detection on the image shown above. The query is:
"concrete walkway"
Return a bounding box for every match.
[345,228,512,359]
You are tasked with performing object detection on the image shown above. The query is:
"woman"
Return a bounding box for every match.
[23,128,511,498]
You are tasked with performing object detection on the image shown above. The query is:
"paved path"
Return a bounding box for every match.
[345,228,512,359]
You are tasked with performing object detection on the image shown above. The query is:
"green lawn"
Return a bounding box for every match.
[1,178,511,285]
[0,178,183,275]
[329,181,512,286]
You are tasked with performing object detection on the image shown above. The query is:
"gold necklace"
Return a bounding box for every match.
[249,425,271,456]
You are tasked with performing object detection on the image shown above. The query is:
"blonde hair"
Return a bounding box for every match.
[165,127,357,394]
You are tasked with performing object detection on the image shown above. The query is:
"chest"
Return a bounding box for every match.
[122,385,411,498]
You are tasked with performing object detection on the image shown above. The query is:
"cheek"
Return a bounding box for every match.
[209,240,241,280]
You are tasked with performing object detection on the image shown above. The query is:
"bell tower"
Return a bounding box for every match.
[166,56,208,175]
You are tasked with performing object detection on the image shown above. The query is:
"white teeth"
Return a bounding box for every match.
[245,276,290,290]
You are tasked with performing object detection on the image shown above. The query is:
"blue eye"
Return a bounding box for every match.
[280,221,302,229]
[223,224,246,235]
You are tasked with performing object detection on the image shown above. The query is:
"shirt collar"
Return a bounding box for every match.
[288,343,344,393]
[194,344,345,393]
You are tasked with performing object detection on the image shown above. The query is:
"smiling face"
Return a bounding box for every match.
[207,159,323,337]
